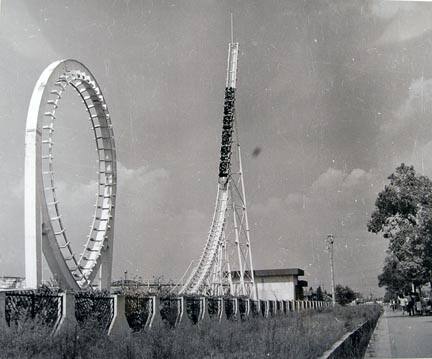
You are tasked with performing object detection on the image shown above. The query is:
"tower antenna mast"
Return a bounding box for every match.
[231,13,234,43]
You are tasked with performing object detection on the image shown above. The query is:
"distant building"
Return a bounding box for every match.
[111,268,308,300]
[0,276,25,290]
[232,268,307,301]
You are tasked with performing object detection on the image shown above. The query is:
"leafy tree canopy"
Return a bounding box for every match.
[368,164,432,290]
[316,286,323,301]
[335,284,356,305]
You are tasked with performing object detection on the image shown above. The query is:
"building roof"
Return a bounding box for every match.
[231,268,304,279]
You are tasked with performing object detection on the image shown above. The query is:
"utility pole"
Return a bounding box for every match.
[326,234,336,306]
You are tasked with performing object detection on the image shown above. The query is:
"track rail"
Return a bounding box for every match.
[180,44,239,295]
[25,60,116,289]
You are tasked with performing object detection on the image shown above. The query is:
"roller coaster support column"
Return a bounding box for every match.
[233,201,246,295]
[237,143,256,298]
[25,84,43,289]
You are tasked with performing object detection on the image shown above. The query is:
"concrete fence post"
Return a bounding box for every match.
[277,300,283,315]
[183,296,206,325]
[205,297,224,322]
[263,300,269,318]
[147,296,159,328]
[154,296,184,328]
[53,292,77,336]
[268,300,274,316]
[256,299,261,317]
[108,295,131,337]
[0,292,6,329]
[238,298,250,319]
[199,296,207,322]
[232,297,239,319]
[282,300,287,315]
[249,299,260,317]
[177,296,185,326]
[272,300,277,315]
[245,298,250,317]
[217,297,224,321]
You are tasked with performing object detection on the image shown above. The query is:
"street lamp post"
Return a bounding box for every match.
[326,234,336,306]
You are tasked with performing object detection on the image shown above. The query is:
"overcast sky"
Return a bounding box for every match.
[1,0,432,295]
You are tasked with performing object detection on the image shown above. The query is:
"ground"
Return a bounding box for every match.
[365,306,432,358]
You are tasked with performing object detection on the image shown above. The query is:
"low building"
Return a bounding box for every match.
[232,268,307,301]
[0,276,25,290]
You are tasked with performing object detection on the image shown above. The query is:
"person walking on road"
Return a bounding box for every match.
[407,295,415,316]
[399,295,408,315]
[416,297,423,316]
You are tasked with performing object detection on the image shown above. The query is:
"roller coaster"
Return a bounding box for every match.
[179,39,255,298]
[0,27,338,341]
[23,28,254,299]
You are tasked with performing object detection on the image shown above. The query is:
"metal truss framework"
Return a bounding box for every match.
[179,42,256,298]
[25,59,116,290]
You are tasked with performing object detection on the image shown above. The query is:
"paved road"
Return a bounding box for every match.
[365,307,432,358]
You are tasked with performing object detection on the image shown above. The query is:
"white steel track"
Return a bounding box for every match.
[180,185,229,294]
[180,42,255,297]
[25,59,116,290]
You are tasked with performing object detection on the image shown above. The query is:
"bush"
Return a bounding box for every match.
[0,304,381,359]
[335,285,357,305]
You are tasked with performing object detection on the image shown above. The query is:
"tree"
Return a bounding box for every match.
[378,254,411,295]
[335,285,356,305]
[368,164,432,291]
[316,286,324,301]
[383,289,397,303]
